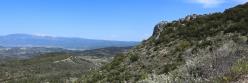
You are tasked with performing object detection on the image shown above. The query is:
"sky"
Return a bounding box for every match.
[0,0,247,41]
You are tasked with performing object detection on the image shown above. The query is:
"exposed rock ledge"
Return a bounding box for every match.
[152,21,168,40]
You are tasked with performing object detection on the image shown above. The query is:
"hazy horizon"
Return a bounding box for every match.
[0,0,246,41]
[0,33,140,42]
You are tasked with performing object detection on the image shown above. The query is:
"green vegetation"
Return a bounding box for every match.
[0,52,107,83]
[232,59,248,75]
[130,54,139,62]
[80,54,128,83]
[79,3,248,83]
[0,53,84,83]
[104,54,127,70]
[175,40,191,51]
[0,46,131,83]
[214,58,248,83]
[80,53,150,83]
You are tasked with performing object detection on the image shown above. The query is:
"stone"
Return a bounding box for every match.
[152,21,168,40]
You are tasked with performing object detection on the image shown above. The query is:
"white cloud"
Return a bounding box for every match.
[189,0,248,8]
[33,33,58,38]
[235,0,248,3]
[190,0,225,8]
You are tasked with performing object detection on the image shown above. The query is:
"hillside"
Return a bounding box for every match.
[0,53,97,83]
[0,47,131,83]
[0,34,139,50]
[80,3,248,83]
[75,47,132,57]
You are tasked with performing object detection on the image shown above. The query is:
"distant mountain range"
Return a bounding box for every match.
[0,34,139,50]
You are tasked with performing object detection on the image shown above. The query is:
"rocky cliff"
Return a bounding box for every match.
[80,3,248,83]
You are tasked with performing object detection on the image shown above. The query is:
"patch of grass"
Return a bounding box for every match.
[213,58,248,82]
[179,40,191,49]
[231,58,248,75]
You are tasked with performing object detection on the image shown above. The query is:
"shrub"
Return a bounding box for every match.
[231,59,248,75]
[130,54,139,62]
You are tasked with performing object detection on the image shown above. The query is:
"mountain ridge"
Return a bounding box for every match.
[79,2,248,83]
[0,34,139,50]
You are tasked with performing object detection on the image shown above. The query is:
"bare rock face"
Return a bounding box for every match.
[186,14,197,21]
[179,14,198,22]
[152,14,198,40]
[152,21,168,40]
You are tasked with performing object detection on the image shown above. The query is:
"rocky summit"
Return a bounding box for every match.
[79,3,248,83]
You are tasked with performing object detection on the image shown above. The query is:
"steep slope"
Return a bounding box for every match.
[80,3,248,83]
[0,34,139,49]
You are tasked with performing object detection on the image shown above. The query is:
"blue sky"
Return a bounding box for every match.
[0,0,247,41]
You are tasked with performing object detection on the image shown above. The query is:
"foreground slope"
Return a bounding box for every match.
[80,3,248,83]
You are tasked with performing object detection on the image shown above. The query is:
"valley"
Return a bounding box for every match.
[0,47,131,83]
